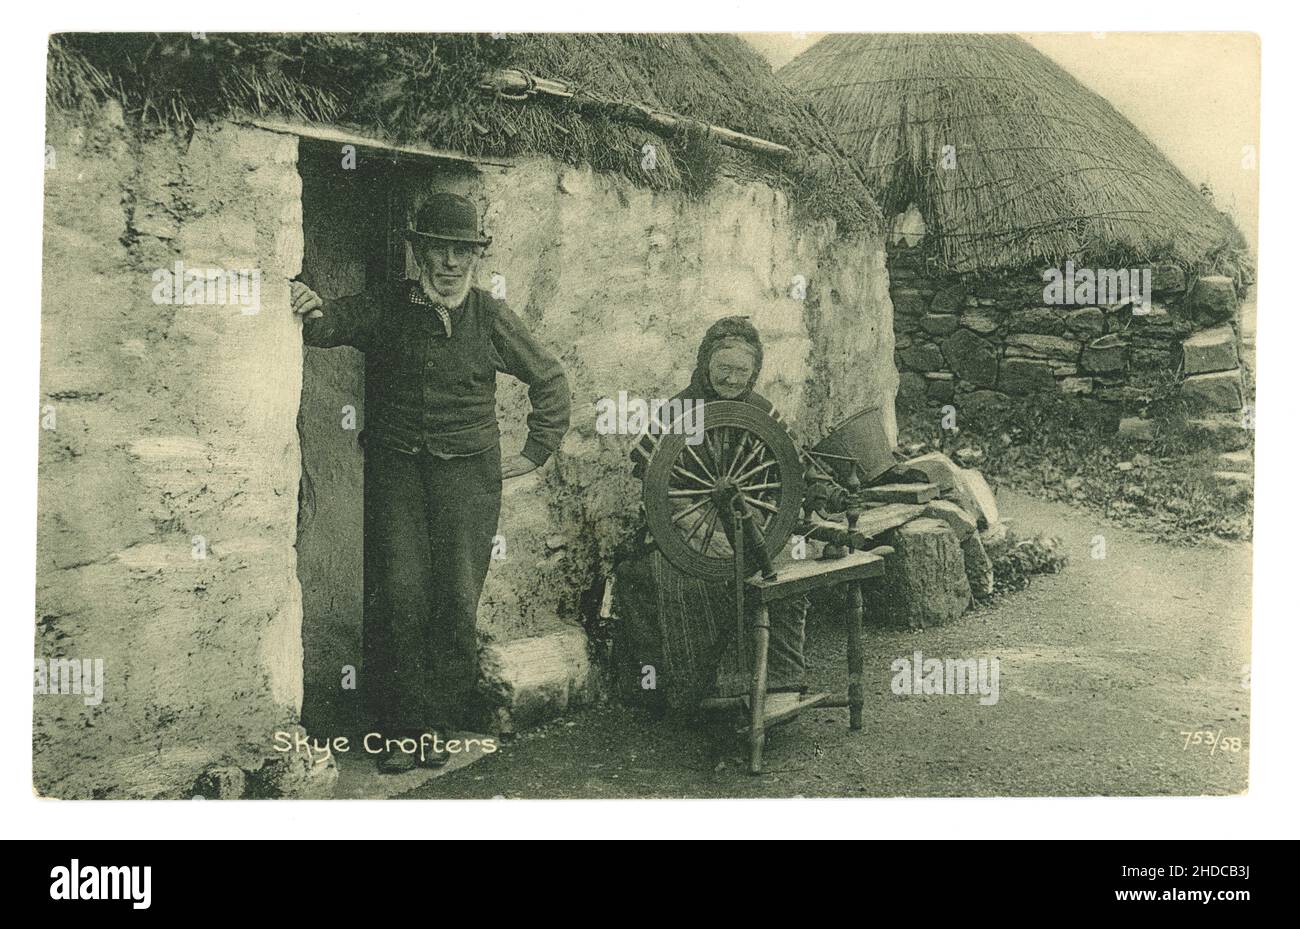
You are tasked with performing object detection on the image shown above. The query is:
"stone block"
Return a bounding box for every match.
[479,629,592,735]
[1118,417,1154,441]
[961,311,1000,335]
[873,517,972,630]
[1081,341,1127,374]
[1058,376,1093,395]
[920,313,960,336]
[1130,346,1175,370]
[892,287,927,316]
[925,373,955,403]
[1182,276,1238,326]
[1149,264,1186,294]
[961,531,995,598]
[1000,357,1057,394]
[1187,415,1251,451]
[941,328,998,387]
[1213,471,1252,499]
[899,341,945,371]
[1218,450,1252,474]
[1063,307,1106,337]
[930,284,967,314]
[897,371,928,405]
[903,451,963,492]
[954,469,998,530]
[1008,307,1069,336]
[1182,326,1238,375]
[1181,369,1244,411]
[1005,333,1082,361]
[923,499,978,540]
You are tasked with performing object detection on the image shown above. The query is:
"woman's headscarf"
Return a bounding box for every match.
[685,316,764,400]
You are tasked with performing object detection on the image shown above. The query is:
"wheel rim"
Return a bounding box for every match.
[641,400,804,581]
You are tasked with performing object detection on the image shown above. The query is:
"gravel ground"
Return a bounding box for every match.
[407,489,1251,799]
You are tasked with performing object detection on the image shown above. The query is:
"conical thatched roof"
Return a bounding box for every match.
[48,33,879,233]
[780,33,1245,273]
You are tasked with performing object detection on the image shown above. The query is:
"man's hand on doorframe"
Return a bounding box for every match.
[291,279,324,318]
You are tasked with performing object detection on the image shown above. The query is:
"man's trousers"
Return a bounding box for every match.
[362,440,502,733]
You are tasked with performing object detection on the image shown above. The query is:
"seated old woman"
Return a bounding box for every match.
[612,316,846,714]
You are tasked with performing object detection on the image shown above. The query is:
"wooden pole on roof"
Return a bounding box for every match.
[479,68,793,159]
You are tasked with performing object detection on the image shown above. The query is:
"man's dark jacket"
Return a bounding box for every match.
[303,280,570,464]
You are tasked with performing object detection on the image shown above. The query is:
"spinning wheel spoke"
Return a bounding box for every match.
[682,442,717,483]
[740,481,782,493]
[671,496,711,524]
[727,433,762,479]
[699,509,720,553]
[667,487,714,497]
[732,458,777,485]
[671,465,713,489]
[706,430,729,477]
[742,495,780,515]
[682,507,712,543]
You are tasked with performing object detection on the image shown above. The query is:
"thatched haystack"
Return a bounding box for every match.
[779,33,1245,273]
[780,34,1253,415]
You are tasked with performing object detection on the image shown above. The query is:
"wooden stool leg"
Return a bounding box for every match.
[847,582,864,731]
[748,602,771,775]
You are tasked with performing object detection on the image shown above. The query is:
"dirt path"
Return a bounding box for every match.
[408,490,1252,799]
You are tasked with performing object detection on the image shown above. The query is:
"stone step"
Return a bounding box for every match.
[1213,471,1253,499]
[1217,450,1253,474]
[1187,416,1252,451]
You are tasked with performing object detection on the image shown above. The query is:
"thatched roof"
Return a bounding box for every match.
[47,33,880,234]
[780,33,1247,273]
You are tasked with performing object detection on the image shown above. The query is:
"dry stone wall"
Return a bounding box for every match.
[888,243,1247,418]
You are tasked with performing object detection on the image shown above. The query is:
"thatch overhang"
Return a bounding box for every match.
[779,33,1250,276]
[47,32,882,235]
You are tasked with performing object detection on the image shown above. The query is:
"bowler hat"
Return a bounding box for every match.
[403,192,492,247]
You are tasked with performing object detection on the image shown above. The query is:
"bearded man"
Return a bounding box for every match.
[290,192,570,772]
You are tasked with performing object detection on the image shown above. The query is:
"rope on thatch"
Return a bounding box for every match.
[479,67,793,158]
[779,33,1248,273]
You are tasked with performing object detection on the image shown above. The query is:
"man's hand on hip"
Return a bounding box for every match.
[290,280,324,318]
[501,454,539,480]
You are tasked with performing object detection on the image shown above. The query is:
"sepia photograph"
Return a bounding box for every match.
[31,28,1259,807]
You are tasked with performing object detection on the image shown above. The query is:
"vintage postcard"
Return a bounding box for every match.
[34,31,1257,801]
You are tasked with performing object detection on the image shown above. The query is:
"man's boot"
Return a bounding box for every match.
[418,729,452,769]
[376,744,417,774]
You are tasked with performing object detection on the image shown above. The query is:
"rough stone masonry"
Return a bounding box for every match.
[889,241,1247,417]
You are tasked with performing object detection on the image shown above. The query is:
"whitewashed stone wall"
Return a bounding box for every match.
[37,108,306,798]
[37,113,897,793]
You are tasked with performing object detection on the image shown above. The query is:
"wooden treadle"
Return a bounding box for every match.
[733,691,834,734]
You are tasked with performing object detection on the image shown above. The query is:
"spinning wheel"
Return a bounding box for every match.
[641,400,805,581]
[638,400,883,774]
